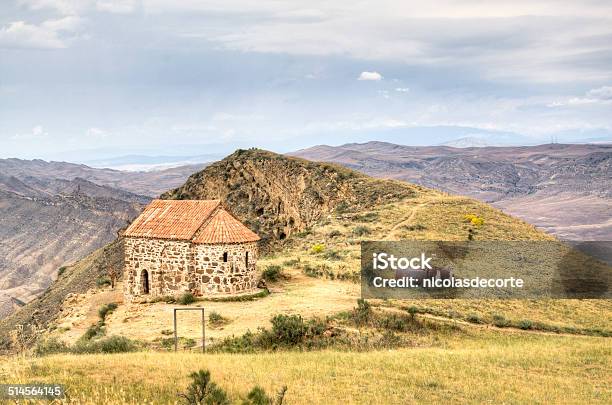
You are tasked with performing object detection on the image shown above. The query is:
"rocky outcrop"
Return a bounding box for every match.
[162,149,420,244]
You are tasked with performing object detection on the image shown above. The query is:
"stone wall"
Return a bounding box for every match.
[124,237,258,302]
[193,241,258,295]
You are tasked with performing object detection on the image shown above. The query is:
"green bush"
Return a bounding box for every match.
[35,337,69,356]
[467,313,483,324]
[352,226,371,236]
[518,320,533,330]
[57,266,67,277]
[352,299,372,326]
[323,249,343,261]
[98,303,118,320]
[243,385,287,405]
[328,230,342,238]
[178,292,196,305]
[82,322,105,341]
[262,265,282,282]
[270,314,307,345]
[282,258,300,266]
[179,369,230,405]
[334,201,350,214]
[96,276,111,287]
[354,212,379,222]
[303,264,320,278]
[492,314,510,328]
[209,311,228,326]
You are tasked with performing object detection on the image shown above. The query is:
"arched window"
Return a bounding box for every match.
[245,251,249,267]
[141,270,150,295]
[223,252,228,262]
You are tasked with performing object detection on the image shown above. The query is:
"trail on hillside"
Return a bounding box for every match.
[387,200,431,238]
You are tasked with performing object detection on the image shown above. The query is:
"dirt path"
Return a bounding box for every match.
[388,201,430,237]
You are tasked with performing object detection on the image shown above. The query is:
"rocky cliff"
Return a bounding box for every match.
[162,149,420,244]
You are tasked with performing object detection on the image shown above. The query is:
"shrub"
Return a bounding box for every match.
[334,201,350,214]
[282,258,300,266]
[82,322,105,341]
[244,385,288,405]
[311,243,325,254]
[161,329,173,336]
[353,299,372,326]
[406,306,419,319]
[150,295,176,304]
[72,336,139,354]
[328,229,342,238]
[352,226,371,236]
[323,249,343,261]
[262,265,282,282]
[179,369,229,405]
[209,311,228,326]
[492,314,510,328]
[401,224,427,231]
[270,314,306,345]
[57,266,67,277]
[96,276,111,287]
[354,212,379,222]
[35,337,69,356]
[303,265,320,278]
[518,320,533,330]
[178,292,196,305]
[98,302,118,320]
[467,313,483,324]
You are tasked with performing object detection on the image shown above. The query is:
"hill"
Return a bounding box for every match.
[290,142,612,239]
[161,149,418,244]
[0,148,555,351]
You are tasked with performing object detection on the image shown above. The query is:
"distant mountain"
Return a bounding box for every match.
[290,142,612,240]
[84,153,221,171]
[0,158,207,197]
[440,137,495,148]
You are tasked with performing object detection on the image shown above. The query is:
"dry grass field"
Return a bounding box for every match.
[1,331,610,404]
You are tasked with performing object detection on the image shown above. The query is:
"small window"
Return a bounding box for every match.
[223,252,228,262]
[245,251,249,267]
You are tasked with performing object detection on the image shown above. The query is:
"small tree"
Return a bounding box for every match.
[180,370,229,405]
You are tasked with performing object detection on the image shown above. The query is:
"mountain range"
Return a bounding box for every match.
[290,142,611,240]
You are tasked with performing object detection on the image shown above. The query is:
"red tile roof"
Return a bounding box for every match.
[123,199,259,244]
[193,208,260,244]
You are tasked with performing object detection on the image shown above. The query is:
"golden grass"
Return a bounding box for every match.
[1,332,610,404]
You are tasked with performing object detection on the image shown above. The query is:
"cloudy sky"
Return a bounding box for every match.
[1,0,612,160]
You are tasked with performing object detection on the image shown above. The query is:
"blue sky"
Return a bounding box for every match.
[1,0,612,161]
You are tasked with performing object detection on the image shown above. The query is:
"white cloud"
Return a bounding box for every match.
[11,125,48,140]
[0,17,83,49]
[17,0,87,15]
[586,86,612,101]
[395,87,410,92]
[153,1,612,84]
[96,0,137,14]
[548,86,612,107]
[358,71,382,81]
